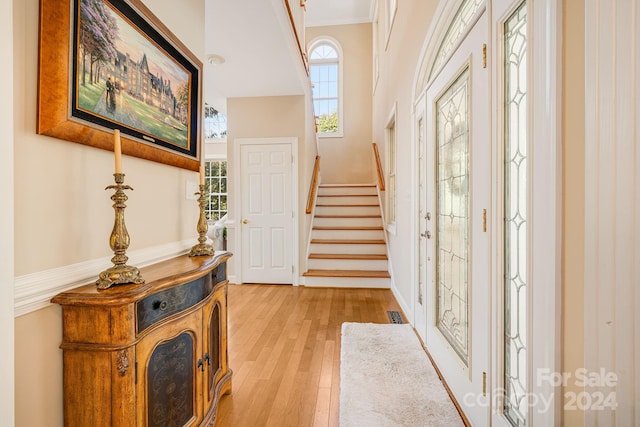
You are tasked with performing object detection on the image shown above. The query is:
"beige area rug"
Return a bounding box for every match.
[340,323,464,427]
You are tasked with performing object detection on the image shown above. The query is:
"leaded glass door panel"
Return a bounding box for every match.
[424,9,491,426]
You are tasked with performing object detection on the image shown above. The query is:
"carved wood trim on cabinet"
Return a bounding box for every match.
[52,252,233,426]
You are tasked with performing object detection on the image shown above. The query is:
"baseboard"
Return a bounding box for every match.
[14,239,194,317]
[390,278,412,325]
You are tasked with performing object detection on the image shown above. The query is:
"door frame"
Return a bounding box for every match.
[233,137,299,285]
[411,0,562,424]
[413,92,428,340]
[491,1,563,425]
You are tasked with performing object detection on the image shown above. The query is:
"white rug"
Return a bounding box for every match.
[340,323,464,427]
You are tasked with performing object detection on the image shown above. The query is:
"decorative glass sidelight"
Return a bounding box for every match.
[435,67,470,364]
[503,2,528,425]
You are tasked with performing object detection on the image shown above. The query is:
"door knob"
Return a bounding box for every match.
[420,231,431,239]
[242,219,248,224]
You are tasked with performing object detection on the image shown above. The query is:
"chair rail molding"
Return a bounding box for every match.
[14,239,195,317]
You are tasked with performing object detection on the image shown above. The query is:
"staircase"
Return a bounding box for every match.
[303,184,391,288]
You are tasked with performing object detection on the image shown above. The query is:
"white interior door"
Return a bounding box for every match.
[424,11,491,425]
[240,142,293,284]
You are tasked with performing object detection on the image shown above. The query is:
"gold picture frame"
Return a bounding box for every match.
[37,0,203,171]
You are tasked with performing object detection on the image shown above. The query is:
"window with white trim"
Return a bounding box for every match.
[204,105,227,139]
[386,106,397,232]
[204,160,227,221]
[373,1,380,93]
[386,0,397,42]
[309,38,343,137]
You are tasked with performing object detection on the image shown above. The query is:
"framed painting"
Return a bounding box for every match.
[38,0,202,171]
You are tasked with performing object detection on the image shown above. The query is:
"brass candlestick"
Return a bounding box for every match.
[97,173,145,289]
[189,184,214,257]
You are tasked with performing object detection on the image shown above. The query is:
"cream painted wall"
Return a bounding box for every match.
[371,1,438,312]
[306,24,373,184]
[13,0,205,424]
[226,95,311,281]
[1,0,14,423]
[562,0,585,424]
[13,0,204,276]
[205,140,228,159]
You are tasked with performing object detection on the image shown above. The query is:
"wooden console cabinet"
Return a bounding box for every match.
[52,252,232,427]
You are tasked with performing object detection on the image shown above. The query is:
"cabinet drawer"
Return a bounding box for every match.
[137,274,213,333]
[212,262,226,284]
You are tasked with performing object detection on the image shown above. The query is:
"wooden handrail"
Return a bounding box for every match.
[283,0,309,74]
[372,143,385,191]
[306,156,321,214]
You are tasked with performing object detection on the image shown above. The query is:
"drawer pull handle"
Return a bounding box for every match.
[152,300,168,310]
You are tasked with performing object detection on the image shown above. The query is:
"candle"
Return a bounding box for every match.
[199,165,205,186]
[114,129,122,174]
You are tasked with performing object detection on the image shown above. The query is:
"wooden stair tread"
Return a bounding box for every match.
[316,204,379,207]
[317,194,378,197]
[314,215,382,218]
[312,226,384,231]
[311,239,385,244]
[308,253,388,260]
[319,184,376,188]
[303,269,391,278]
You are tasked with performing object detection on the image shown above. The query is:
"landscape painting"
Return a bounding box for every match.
[71,0,199,159]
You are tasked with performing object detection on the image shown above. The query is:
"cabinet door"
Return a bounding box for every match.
[136,311,204,427]
[202,285,228,413]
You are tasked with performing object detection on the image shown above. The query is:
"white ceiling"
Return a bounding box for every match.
[204,0,375,104]
[306,0,375,27]
[204,0,307,101]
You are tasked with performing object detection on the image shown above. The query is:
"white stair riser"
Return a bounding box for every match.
[312,229,384,240]
[313,216,383,227]
[318,186,377,196]
[316,195,379,205]
[307,258,389,271]
[309,243,387,255]
[315,206,381,216]
[303,276,390,289]
[306,184,390,290]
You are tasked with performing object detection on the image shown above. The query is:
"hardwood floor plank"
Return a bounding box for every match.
[318,340,335,389]
[216,284,405,426]
[312,387,331,427]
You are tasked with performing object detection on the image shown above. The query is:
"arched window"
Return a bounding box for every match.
[308,38,343,137]
[414,0,484,96]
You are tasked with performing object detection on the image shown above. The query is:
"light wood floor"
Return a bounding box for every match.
[215,284,405,427]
